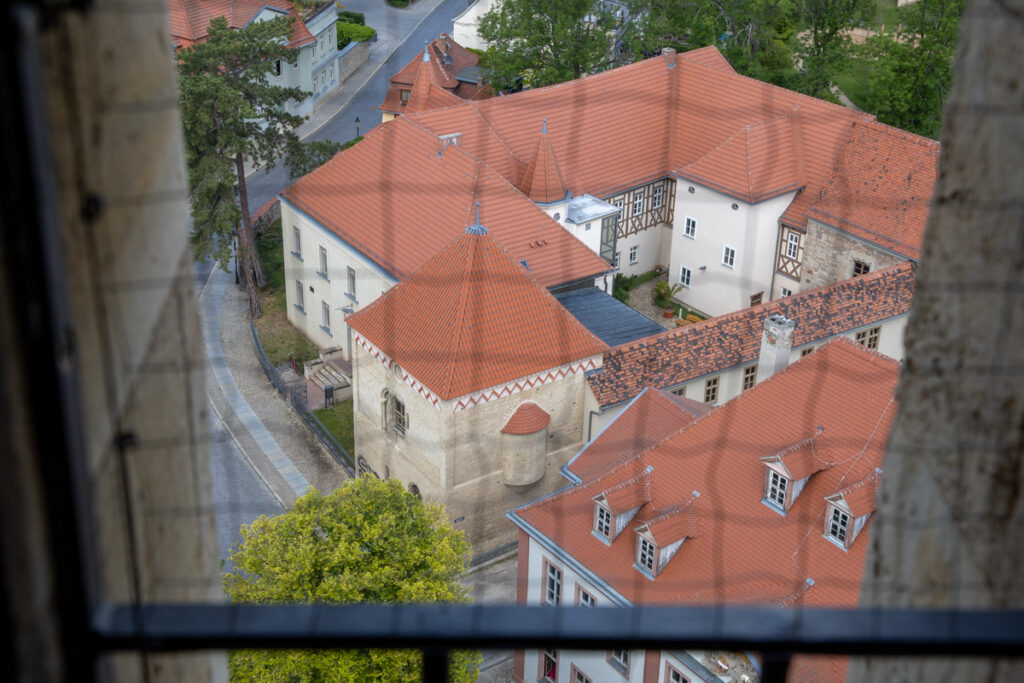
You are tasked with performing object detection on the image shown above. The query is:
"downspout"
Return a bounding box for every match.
[769,220,783,301]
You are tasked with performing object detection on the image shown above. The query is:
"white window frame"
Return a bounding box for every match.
[722,245,736,268]
[541,649,558,682]
[781,287,792,297]
[595,504,612,538]
[613,199,624,217]
[668,665,689,683]
[320,300,331,334]
[652,185,664,210]
[545,562,562,605]
[612,251,620,268]
[609,649,630,675]
[827,505,850,546]
[577,587,595,607]
[632,190,644,216]
[294,279,305,311]
[765,469,788,509]
[318,245,328,279]
[684,216,696,239]
[292,225,302,258]
[628,245,639,265]
[679,265,691,288]
[346,266,356,299]
[637,536,656,574]
[786,232,800,259]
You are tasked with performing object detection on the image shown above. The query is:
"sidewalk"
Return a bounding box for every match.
[200,263,349,506]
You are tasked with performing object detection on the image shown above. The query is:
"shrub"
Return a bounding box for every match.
[337,10,364,25]
[337,22,375,49]
[386,0,410,7]
[612,287,630,304]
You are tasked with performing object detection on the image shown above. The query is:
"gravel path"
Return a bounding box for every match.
[627,273,676,330]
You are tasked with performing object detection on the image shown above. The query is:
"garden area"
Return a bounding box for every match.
[314,399,355,456]
[613,269,706,326]
[336,11,376,50]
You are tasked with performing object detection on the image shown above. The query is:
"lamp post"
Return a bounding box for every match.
[355,116,360,138]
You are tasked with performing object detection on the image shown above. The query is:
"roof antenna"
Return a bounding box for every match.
[466,201,488,235]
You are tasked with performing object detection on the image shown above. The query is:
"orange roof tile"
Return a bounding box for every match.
[346,229,607,401]
[762,439,831,481]
[380,34,491,115]
[501,402,551,435]
[513,339,900,611]
[641,495,703,546]
[403,57,466,114]
[167,0,314,50]
[281,117,610,288]
[518,123,568,204]
[833,471,880,518]
[599,468,652,515]
[589,262,916,408]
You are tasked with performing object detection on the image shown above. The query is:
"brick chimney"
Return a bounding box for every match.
[758,314,796,383]
[662,47,677,68]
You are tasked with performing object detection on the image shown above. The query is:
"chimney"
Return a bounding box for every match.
[662,47,677,68]
[437,132,462,156]
[758,314,796,383]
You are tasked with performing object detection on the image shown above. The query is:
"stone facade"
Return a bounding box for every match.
[353,340,599,555]
[796,218,907,291]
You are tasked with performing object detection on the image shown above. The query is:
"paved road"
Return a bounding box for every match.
[208,409,283,566]
[245,0,472,210]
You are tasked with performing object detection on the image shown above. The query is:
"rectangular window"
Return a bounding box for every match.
[609,649,630,675]
[652,185,664,209]
[750,291,763,307]
[679,266,691,288]
[577,587,595,607]
[786,232,800,259]
[612,251,620,268]
[541,649,558,682]
[599,215,616,262]
[595,504,612,538]
[318,245,328,279]
[637,536,656,573]
[346,266,356,298]
[292,226,302,258]
[742,364,757,391]
[321,72,326,88]
[295,279,304,311]
[855,326,881,350]
[670,386,686,397]
[613,199,624,217]
[392,397,407,434]
[274,59,282,77]
[704,376,718,403]
[684,216,696,238]
[853,260,871,276]
[629,245,639,264]
[400,89,410,104]
[781,287,793,297]
[668,666,690,683]
[722,245,736,268]
[632,191,644,216]
[573,667,592,683]
[545,562,562,605]
[801,346,814,357]
[766,470,788,508]
[828,506,850,544]
[321,300,330,333]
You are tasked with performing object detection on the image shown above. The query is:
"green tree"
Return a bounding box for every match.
[224,478,480,682]
[795,0,873,99]
[478,0,615,91]
[861,0,965,138]
[178,16,340,315]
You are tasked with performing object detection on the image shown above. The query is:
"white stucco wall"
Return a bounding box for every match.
[452,0,494,50]
[255,6,339,117]
[281,198,398,357]
[669,180,796,317]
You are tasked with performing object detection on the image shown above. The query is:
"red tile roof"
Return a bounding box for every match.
[763,439,831,481]
[281,117,611,288]
[380,34,491,115]
[514,338,899,611]
[167,0,314,50]
[501,402,551,435]
[346,229,607,401]
[833,470,880,518]
[518,125,568,204]
[406,47,935,257]
[588,261,916,408]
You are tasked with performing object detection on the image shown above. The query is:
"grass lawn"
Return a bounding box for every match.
[253,219,319,367]
[834,56,876,111]
[314,399,355,455]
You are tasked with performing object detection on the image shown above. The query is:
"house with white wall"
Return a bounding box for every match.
[167,0,340,117]
[509,338,899,682]
[584,261,916,440]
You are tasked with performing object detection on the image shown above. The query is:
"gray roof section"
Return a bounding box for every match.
[566,194,618,224]
[455,65,485,83]
[554,287,666,347]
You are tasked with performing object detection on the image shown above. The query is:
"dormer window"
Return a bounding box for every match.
[827,505,850,545]
[400,89,410,104]
[765,470,788,509]
[823,470,880,550]
[637,536,656,574]
[594,503,612,539]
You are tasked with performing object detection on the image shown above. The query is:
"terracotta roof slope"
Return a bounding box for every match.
[588,261,916,408]
[502,402,551,435]
[805,120,939,259]
[678,45,737,73]
[167,0,314,50]
[280,117,610,288]
[519,123,568,203]
[346,229,607,401]
[403,57,465,114]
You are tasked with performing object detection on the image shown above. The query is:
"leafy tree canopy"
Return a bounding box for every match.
[224,478,479,681]
[795,0,874,99]
[861,0,966,138]
[479,0,616,91]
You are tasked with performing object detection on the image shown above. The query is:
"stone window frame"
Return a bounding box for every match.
[381,388,408,435]
[853,259,871,277]
[704,376,719,403]
[855,326,881,350]
[571,664,593,683]
[742,364,757,391]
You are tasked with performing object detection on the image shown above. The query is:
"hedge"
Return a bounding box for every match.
[337,22,376,50]
[338,10,364,25]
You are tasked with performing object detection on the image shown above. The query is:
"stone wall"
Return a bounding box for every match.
[800,218,907,290]
[337,40,370,86]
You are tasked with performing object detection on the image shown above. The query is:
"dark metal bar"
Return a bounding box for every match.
[421,649,449,683]
[760,652,792,683]
[92,603,1024,657]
